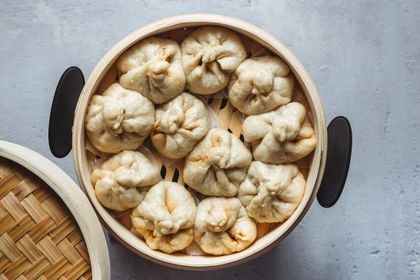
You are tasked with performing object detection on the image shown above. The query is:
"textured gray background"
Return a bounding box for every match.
[0,0,419,279]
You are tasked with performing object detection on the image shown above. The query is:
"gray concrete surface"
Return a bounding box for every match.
[0,0,419,279]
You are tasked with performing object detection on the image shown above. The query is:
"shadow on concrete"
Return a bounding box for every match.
[108,231,316,280]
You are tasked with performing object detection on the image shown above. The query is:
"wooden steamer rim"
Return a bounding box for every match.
[72,14,328,270]
[0,140,110,278]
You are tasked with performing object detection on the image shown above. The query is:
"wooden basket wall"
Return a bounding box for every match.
[0,158,91,280]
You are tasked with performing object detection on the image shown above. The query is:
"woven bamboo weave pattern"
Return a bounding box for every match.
[0,158,91,280]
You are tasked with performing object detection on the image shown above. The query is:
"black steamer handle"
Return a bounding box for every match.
[317,116,352,208]
[49,67,85,158]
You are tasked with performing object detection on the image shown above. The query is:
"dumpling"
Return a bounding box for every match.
[183,128,252,197]
[194,197,257,255]
[85,83,154,153]
[238,161,305,223]
[242,102,316,163]
[116,37,186,104]
[180,26,246,95]
[151,92,210,159]
[228,56,294,115]
[131,181,196,253]
[91,151,160,211]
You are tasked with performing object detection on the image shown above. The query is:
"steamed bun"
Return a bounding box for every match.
[194,197,257,255]
[181,26,246,95]
[242,102,316,163]
[131,181,196,253]
[238,161,305,223]
[91,151,160,211]
[85,83,154,153]
[228,56,294,115]
[116,37,186,104]
[151,92,210,159]
[183,128,252,197]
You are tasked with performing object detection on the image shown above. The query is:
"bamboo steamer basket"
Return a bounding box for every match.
[0,141,110,279]
[49,14,352,270]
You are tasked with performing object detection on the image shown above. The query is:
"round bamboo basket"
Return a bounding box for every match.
[0,141,110,279]
[72,14,327,270]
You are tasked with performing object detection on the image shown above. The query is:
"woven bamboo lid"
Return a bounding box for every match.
[0,141,110,279]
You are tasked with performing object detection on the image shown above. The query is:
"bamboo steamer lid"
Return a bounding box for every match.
[0,140,110,279]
